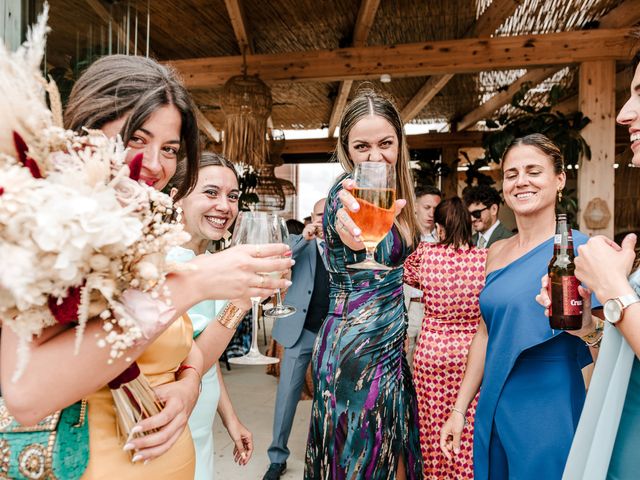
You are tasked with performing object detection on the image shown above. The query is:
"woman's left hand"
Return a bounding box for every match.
[225,417,253,465]
[535,275,594,336]
[124,373,200,462]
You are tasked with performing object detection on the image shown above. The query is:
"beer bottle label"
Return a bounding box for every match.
[562,276,583,315]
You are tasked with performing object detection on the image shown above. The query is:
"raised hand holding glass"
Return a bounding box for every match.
[347,162,396,270]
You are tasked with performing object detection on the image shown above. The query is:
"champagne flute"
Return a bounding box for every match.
[228,211,280,365]
[264,216,297,318]
[346,162,396,270]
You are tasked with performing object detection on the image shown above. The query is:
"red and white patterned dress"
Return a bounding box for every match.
[404,242,487,479]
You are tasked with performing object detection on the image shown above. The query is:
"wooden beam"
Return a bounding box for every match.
[555,66,632,114]
[578,61,616,237]
[401,0,522,122]
[194,107,221,143]
[327,0,381,137]
[352,0,381,46]
[457,67,562,131]
[598,0,640,29]
[467,0,524,38]
[224,0,252,53]
[400,74,454,121]
[281,131,484,155]
[169,29,635,89]
[432,0,640,128]
[328,80,354,137]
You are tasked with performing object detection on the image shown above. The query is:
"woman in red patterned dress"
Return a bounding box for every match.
[404,196,487,479]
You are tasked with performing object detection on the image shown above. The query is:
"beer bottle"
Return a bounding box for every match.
[548,214,583,330]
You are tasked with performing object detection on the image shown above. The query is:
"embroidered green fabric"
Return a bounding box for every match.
[0,398,89,479]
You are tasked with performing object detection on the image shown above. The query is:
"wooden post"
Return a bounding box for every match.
[441,146,460,199]
[578,61,616,238]
[1,0,23,51]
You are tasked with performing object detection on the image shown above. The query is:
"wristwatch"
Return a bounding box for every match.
[603,293,640,325]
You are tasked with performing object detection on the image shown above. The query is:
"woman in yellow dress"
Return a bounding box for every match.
[0,55,293,479]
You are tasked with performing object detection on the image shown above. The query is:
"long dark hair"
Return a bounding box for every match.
[333,87,418,246]
[434,197,473,250]
[64,55,200,200]
[171,152,238,202]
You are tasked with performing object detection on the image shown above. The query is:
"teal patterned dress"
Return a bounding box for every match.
[304,177,423,479]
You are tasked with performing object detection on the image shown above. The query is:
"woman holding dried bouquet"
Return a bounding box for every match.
[169,152,253,479]
[0,55,292,479]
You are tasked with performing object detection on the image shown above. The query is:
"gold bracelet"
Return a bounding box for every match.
[216,302,246,329]
[581,317,605,347]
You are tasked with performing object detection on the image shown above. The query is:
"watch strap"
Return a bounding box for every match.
[618,293,640,309]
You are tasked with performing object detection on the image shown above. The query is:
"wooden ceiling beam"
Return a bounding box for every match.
[352,0,382,46]
[224,0,253,53]
[169,28,635,89]
[598,0,640,29]
[281,131,484,155]
[400,0,524,122]
[327,0,381,137]
[400,74,454,121]
[194,107,222,143]
[467,0,524,38]
[457,67,562,131]
[455,0,640,130]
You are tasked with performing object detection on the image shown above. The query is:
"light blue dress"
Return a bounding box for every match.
[562,270,640,480]
[167,246,224,480]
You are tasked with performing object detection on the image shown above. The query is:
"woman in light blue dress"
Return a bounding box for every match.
[169,152,253,479]
[538,51,640,480]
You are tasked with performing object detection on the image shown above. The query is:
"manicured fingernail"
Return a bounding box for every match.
[123,443,135,452]
[132,454,144,463]
[283,250,292,257]
[290,259,296,265]
[351,202,360,211]
[144,460,150,465]
[454,448,460,454]
[353,228,362,236]
[285,280,292,287]
[126,426,143,441]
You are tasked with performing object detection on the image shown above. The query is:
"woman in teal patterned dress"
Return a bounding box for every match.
[304,89,423,479]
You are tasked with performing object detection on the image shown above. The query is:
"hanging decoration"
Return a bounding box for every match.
[220,48,273,170]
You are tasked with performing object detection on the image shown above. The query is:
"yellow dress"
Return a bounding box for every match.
[81,316,195,479]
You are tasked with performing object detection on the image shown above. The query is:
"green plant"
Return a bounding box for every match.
[411,151,451,191]
[474,82,591,227]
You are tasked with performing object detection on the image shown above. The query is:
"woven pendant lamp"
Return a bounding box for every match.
[220,69,273,169]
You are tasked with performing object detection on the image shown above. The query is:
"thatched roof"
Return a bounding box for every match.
[45,0,634,133]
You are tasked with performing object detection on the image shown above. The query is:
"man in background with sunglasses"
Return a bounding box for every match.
[463,185,514,248]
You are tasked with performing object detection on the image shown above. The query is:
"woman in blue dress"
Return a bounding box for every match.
[169,152,253,478]
[304,89,423,479]
[537,51,640,480]
[440,134,601,479]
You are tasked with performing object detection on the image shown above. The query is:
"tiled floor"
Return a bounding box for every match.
[213,326,311,479]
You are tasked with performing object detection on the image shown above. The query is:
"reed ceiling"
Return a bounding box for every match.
[45,0,634,133]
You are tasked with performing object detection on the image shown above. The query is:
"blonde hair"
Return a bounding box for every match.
[333,88,418,246]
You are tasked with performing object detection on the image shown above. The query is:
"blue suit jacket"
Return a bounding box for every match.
[271,234,321,348]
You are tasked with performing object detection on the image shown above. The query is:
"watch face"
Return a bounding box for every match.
[605,299,623,324]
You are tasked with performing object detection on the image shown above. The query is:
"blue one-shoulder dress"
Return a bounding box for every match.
[475,232,600,480]
[304,177,423,479]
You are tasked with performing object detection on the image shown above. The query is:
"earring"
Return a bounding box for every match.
[557,188,563,203]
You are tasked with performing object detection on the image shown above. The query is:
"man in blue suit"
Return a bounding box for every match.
[263,198,329,480]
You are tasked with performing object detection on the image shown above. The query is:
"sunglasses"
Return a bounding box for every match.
[469,207,488,219]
